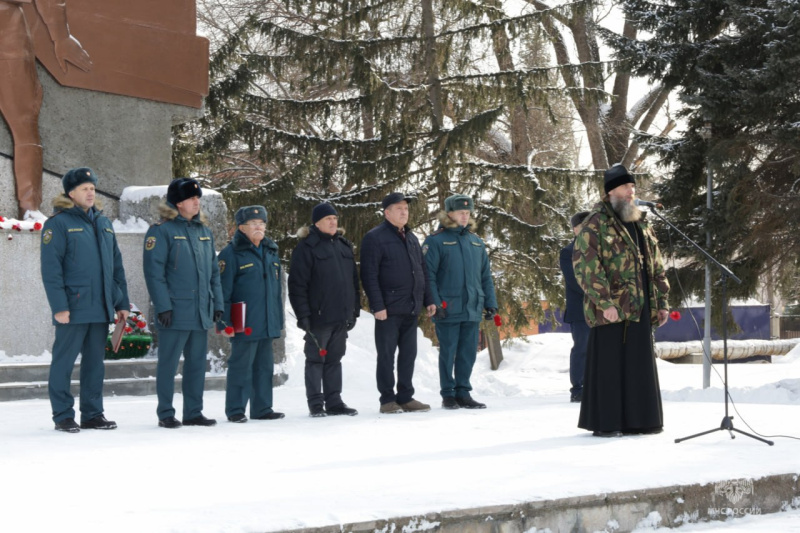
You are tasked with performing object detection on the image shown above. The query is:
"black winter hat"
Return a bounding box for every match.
[603,164,635,194]
[381,192,414,209]
[570,211,589,228]
[167,177,202,206]
[312,202,337,223]
[235,205,268,226]
[62,167,98,194]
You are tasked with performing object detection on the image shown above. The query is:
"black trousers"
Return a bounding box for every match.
[375,314,418,405]
[304,323,347,409]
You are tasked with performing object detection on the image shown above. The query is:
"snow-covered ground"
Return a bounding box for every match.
[1,309,799,533]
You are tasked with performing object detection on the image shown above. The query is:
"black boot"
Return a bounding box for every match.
[309,405,327,417]
[253,412,285,420]
[183,415,217,427]
[55,418,80,433]
[442,397,460,410]
[227,414,248,423]
[326,404,358,416]
[158,416,182,429]
[80,415,117,430]
[455,395,486,409]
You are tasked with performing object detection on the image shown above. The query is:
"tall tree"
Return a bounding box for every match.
[609,0,800,309]
[176,0,599,331]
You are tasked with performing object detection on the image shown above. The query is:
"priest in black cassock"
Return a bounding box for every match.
[572,164,671,437]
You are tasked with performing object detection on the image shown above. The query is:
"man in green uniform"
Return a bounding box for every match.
[423,194,497,409]
[41,167,129,432]
[143,178,224,429]
[218,206,284,423]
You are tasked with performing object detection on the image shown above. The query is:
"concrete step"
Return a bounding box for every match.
[0,358,288,401]
[0,375,227,401]
[0,358,163,383]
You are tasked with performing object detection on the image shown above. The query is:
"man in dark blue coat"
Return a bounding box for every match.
[143,178,224,429]
[360,192,436,414]
[559,211,590,403]
[41,167,129,433]
[423,194,497,410]
[289,202,360,417]
[218,206,285,423]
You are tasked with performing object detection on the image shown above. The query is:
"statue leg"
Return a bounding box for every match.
[0,5,45,216]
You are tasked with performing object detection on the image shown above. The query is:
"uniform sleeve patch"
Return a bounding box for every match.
[219,260,226,274]
[145,236,157,251]
[199,236,211,241]
[42,229,53,245]
[104,227,114,234]
[239,263,254,270]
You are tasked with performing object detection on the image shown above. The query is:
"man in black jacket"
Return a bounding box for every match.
[559,211,589,403]
[360,192,436,414]
[289,203,360,417]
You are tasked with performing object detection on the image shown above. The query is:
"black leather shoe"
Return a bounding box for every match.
[570,394,582,403]
[80,415,117,430]
[455,395,486,409]
[227,414,248,423]
[442,397,460,410]
[158,416,182,429]
[254,412,285,420]
[309,405,327,418]
[55,418,80,433]
[183,415,217,427]
[326,404,358,416]
[592,430,623,438]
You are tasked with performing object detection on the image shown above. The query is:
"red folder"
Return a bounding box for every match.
[231,302,246,333]
[111,319,125,353]
[217,302,246,334]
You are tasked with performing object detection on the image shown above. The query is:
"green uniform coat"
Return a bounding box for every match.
[143,206,223,331]
[422,214,497,323]
[218,229,284,341]
[41,196,129,324]
[572,200,669,328]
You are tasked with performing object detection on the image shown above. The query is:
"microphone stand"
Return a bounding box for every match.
[644,205,773,446]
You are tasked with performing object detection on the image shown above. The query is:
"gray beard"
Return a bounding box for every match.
[610,197,642,222]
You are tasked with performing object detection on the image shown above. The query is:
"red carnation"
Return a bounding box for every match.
[441,301,448,309]
[124,326,133,333]
[12,223,21,231]
[137,321,147,329]
[244,327,252,336]
[0,216,4,222]
[33,221,43,231]
[224,326,234,335]
[319,349,327,357]
[670,310,681,321]
[493,314,502,327]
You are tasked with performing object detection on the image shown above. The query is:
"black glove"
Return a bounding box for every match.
[213,310,223,323]
[346,316,357,331]
[434,306,448,320]
[484,307,497,321]
[157,310,173,328]
[297,317,311,332]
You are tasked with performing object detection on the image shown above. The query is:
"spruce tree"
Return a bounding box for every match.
[609,0,800,312]
[175,0,608,332]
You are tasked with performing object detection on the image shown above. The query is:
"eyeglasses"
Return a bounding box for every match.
[245,221,266,228]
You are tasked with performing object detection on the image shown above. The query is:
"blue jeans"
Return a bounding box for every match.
[568,320,590,397]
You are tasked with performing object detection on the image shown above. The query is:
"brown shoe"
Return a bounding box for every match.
[399,399,431,413]
[379,401,404,414]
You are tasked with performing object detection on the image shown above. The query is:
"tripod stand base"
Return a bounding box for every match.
[675,416,774,446]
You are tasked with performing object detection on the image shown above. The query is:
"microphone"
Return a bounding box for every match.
[634,198,663,209]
